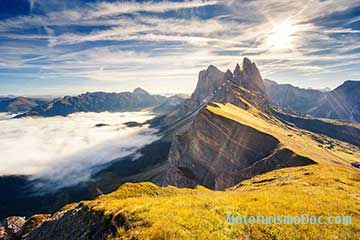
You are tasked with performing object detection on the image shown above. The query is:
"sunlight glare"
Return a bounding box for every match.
[268,21,295,50]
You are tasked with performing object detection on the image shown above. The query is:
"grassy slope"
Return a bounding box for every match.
[64,102,360,239]
[207,102,360,166]
[80,165,360,240]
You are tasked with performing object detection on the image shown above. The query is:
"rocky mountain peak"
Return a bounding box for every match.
[233,58,266,96]
[133,87,150,95]
[190,65,225,105]
[224,69,233,81]
[185,58,269,113]
[242,57,253,69]
[234,63,241,74]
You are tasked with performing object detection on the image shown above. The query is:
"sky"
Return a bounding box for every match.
[0,0,360,96]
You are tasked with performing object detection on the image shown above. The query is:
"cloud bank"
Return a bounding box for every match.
[0,112,158,190]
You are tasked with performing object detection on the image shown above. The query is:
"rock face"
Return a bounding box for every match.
[17,88,167,117]
[191,58,267,108]
[191,65,226,105]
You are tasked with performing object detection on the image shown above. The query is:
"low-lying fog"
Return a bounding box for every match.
[0,111,159,191]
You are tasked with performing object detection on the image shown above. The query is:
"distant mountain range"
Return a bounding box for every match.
[0,97,47,113]
[16,88,185,118]
[265,79,360,122]
[1,78,358,123]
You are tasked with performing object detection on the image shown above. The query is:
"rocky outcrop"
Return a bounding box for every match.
[19,214,50,239]
[0,216,25,240]
[23,205,111,240]
[0,205,115,240]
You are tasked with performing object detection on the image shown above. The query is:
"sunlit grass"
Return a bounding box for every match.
[75,164,360,240]
[60,99,360,239]
[206,101,360,166]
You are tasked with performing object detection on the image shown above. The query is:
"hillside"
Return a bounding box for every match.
[15,166,360,240]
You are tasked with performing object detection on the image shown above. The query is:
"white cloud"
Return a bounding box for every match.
[87,0,219,19]
[0,112,159,190]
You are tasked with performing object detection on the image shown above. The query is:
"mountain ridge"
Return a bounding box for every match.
[0,97,48,113]
[264,79,360,122]
[16,88,184,118]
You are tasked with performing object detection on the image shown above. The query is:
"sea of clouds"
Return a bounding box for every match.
[0,111,159,190]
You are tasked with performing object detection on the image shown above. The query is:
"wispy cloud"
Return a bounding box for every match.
[87,0,219,18]
[0,0,360,94]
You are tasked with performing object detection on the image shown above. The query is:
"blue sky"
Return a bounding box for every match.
[0,0,360,96]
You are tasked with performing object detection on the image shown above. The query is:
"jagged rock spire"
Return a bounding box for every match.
[224,69,233,81]
[190,65,225,104]
[189,58,267,111]
[233,58,266,95]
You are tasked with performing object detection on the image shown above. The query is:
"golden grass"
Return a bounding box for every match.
[62,99,360,239]
[206,101,360,166]
[75,164,359,240]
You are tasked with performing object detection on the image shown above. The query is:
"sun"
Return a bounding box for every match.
[267,21,295,50]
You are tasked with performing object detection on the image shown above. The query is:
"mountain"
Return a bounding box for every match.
[16,88,169,117]
[160,59,358,189]
[264,79,324,114]
[308,80,360,121]
[0,97,48,113]
[264,79,360,122]
[2,59,360,239]
[152,94,189,114]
